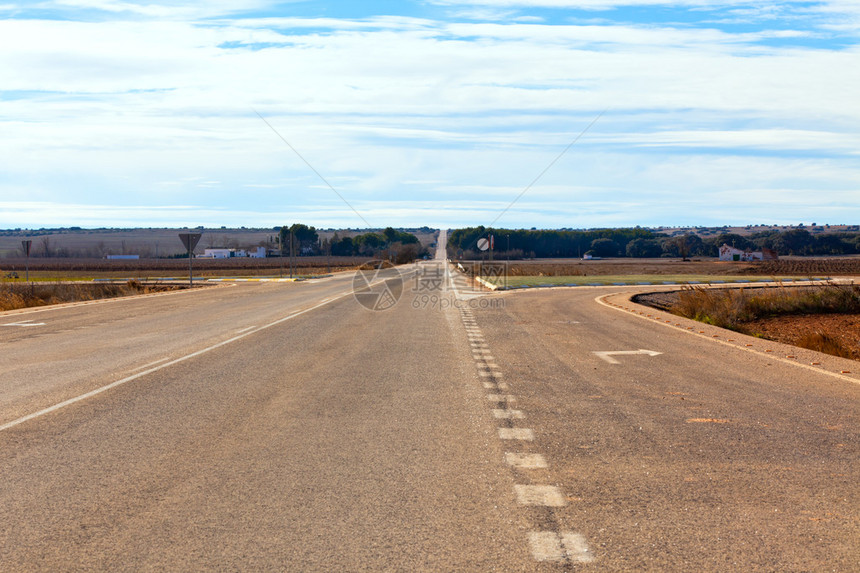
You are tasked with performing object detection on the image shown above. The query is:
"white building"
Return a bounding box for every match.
[203,248,232,259]
[201,247,267,259]
[718,244,778,262]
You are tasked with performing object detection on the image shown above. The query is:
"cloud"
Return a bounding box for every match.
[0,1,858,228]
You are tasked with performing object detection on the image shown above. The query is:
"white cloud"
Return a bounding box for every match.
[0,3,858,228]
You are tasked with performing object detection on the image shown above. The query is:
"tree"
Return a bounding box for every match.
[667,234,702,261]
[279,224,319,255]
[382,227,399,245]
[39,236,52,257]
[354,233,384,256]
[626,238,663,258]
[773,229,813,255]
[331,235,355,256]
[590,238,619,257]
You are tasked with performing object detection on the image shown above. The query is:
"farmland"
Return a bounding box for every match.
[0,227,438,259]
[0,256,369,280]
[464,256,860,279]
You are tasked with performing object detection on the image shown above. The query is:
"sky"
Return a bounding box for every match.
[1,0,858,230]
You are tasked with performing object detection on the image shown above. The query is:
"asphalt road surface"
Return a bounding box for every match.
[1,237,857,571]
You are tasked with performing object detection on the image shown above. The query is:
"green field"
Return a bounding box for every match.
[483,274,808,288]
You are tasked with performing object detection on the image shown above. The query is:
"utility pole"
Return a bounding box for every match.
[21,240,31,283]
[289,230,294,279]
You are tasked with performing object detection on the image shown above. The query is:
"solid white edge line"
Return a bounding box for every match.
[0,289,356,433]
[129,357,171,372]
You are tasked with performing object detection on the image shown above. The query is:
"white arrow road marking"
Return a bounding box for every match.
[2,319,46,327]
[593,349,662,364]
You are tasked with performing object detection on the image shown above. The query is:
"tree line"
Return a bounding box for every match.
[448,227,860,259]
[278,224,425,262]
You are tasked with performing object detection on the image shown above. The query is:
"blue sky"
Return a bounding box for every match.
[1,0,858,229]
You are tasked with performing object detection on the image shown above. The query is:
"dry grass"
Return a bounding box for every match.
[795,332,853,358]
[1,256,367,278]
[0,281,184,311]
[670,283,860,360]
[672,283,860,329]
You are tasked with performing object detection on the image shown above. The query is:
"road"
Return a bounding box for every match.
[1,235,857,571]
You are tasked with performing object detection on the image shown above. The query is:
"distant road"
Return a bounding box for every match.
[1,236,857,570]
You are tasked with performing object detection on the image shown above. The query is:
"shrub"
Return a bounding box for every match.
[672,283,860,330]
[795,332,853,359]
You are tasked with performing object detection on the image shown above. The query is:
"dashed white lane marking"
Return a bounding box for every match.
[492,408,524,419]
[499,428,534,440]
[2,319,46,327]
[514,485,567,507]
[457,301,596,565]
[528,532,595,563]
[505,452,548,469]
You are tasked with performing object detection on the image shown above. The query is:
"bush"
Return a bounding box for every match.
[795,332,853,358]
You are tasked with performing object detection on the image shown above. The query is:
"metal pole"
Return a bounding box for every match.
[21,240,32,283]
[178,233,200,286]
[289,231,294,279]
